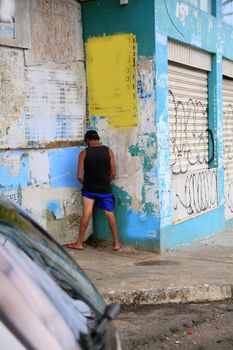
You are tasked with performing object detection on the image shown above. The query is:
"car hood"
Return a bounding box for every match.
[0,195,106,317]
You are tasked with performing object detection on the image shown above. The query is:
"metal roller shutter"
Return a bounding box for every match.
[223,77,233,218]
[169,63,209,174]
[168,59,217,224]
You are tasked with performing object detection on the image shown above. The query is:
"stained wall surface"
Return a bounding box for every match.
[0,0,89,242]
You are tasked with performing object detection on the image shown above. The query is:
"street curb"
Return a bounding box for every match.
[103,284,233,306]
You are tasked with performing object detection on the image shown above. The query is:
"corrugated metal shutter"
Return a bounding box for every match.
[168,63,209,175]
[223,58,233,78]
[168,41,211,71]
[168,56,217,223]
[223,76,233,218]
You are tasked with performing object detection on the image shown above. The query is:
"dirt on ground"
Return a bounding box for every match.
[115,300,233,349]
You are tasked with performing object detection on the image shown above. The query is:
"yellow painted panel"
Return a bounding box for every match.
[86,34,137,128]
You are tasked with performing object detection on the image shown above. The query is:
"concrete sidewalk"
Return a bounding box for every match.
[67,228,233,306]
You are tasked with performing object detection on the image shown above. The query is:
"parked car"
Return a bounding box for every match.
[0,195,121,350]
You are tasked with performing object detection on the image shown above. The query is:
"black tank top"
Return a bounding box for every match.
[83,146,112,194]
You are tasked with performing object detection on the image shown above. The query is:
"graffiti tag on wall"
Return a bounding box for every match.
[168,73,218,222]
[169,90,209,175]
[172,168,218,222]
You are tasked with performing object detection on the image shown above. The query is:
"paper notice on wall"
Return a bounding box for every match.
[22,66,85,144]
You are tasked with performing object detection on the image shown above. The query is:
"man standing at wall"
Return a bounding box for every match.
[65,130,121,251]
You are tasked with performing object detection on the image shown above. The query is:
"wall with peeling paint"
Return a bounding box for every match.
[0,0,91,243]
[155,1,233,252]
[0,147,87,242]
[82,0,233,253]
[4,0,232,252]
[82,0,159,250]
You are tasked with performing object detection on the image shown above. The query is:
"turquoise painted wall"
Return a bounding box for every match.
[155,0,233,252]
[82,0,159,251]
[82,0,155,57]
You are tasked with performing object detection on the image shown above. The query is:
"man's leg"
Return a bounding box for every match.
[104,210,121,250]
[65,196,95,250]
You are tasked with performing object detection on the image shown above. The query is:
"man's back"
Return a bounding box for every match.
[83,146,111,194]
[64,130,120,251]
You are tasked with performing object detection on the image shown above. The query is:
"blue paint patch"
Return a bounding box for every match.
[0,23,15,39]
[161,205,225,252]
[48,147,82,189]
[150,166,158,178]
[0,151,30,189]
[47,200,64,219]
[137,80,153,99]
[127,210,159,240]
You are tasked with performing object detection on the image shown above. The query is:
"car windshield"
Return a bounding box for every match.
[0,195,105,317]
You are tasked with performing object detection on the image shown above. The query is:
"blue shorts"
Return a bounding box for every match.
[82,190,115,212]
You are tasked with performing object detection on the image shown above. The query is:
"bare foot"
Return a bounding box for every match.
[113,243,121,251]
[64,242,83,250]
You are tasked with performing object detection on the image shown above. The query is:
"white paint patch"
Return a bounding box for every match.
[0,0,15,22]
[139,99,155,132]
[29,151,50,186]
[93,116,110,147]
[21,187,92,243]
[156,32,167,46]
[176,3,189,23]
[160,189,172,227]
[138,59,155,132]
[158,118,170,149]
[217,46,223,63]
[200,0,208,12]
[143,184,157,204]
[64,191,83,217]
[0,153,22,177]
[157,72,168,89]
[208,18,213,32]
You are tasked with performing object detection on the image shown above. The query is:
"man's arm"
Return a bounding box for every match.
[78,150,86,184]
[109,148,116,181]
